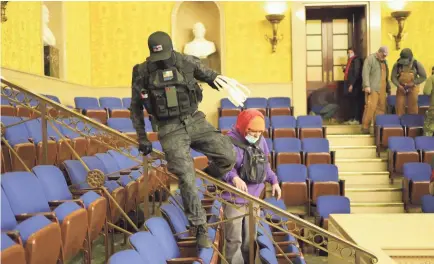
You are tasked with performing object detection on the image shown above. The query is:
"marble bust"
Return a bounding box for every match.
[42,5,56,47]
[183,22,216,59]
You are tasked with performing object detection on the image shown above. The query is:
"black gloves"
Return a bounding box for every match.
[138,138,153,155]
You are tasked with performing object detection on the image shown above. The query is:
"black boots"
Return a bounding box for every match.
[195,224,212,248]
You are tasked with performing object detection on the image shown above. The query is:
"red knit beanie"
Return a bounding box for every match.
[235,109,265,137]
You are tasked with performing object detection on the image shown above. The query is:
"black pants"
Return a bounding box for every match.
[344,92,364,122]
[157,111,236,226]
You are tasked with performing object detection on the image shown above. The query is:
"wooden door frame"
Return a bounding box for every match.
[291,1,382,116]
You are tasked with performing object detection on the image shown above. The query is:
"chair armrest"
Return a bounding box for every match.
[49,199,85,208]
[107,175,120,181]
[179,236,197,241]
[167,257,203,264]
[330,151,336,164]
[276,252,301,258]
[339,179,346,196]
[290,106,294,116]
[120,170,131,175]
[5,230,23,245]
[276,241,297,246]
[322,126,327,138]
[16,212,58,223]
[177,240,197,248]
[71,188,103,196]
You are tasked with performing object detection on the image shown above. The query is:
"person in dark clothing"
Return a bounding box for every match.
[343,47,364,123]
[130,31,243,248]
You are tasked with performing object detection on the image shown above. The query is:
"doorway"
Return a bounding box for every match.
[305,6,367,123]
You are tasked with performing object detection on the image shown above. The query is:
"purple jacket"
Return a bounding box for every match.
[222,129,278,204]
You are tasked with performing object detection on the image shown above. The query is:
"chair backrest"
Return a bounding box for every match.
[259,248,278,264]
[82,156,109,175]
[273,138,302,153]
[400,114,424,127]
[302,138,329,153]
[268,97,291,108]
[1,188,18,230]
[99,97,123,108]
[388,137,416,152]
[308,164,339,182]
[74,97,100,109]
[421,195,434,213]
[1,172,51,215]
[144,118,153,132]
[160,204,189,239]
[403,162,432,181]
[191,149,205,158]
[129,231,167,263]
[63,160,91,189]
[296,116,323,128]
[24,118,45,143]
[95,153,122,174]
[122,98,132,109]
[2,117,32,144]
[107,118,134,130]
[107,149,140,169]
[168,196,189,225]
[218,116,237,129]
[220,98,239,109]
[42,94,61,103]
[245,97,267,109]
[415,136,434,151]
[418,95,430,106]
[144,217,181,259]
[271,116,296,128]
[32,165,73,201]
[58,118,85,138]
[107,249,144,264]
[316,195,350,218]
[375,114,401,126]
[277,164,307,182]
[386,95,396,106]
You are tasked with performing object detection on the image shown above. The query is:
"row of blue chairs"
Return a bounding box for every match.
[387,95,430,115]
[388,136,434,171]
[375,114,427,152]
[219,115,325,139]
[1,116,108,172]
[219,97,293,117]
[1,169,108,263]
[400,163,433,211]
[274,164,345,217]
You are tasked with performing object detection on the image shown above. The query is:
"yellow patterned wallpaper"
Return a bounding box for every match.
[89,2,175,87]
[64,2,91,86]
[381,1,434,74]
[1,1,43,75]
[222,2,292,83]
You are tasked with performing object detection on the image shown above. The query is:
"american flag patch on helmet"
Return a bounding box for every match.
[153,45,163,52]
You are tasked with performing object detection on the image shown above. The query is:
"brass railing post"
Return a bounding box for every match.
[142,155,149,220]
[40,102,48,165]
[248,202,255,264]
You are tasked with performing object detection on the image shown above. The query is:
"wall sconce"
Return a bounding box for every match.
[390,10,411,50]
[265,14,285,53]
[264,2,287,53]
[1,1,8,23]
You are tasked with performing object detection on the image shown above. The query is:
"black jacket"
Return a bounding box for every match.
[344,56,363,95]
[130,51,219,141]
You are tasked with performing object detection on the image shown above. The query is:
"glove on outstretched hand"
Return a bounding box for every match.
[138,138,153,156]
[213,75,250,107]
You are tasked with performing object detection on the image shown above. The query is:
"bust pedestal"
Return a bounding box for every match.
[44,46,59,78]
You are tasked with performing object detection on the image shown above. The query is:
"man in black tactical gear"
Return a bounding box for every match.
[130,31,236,248]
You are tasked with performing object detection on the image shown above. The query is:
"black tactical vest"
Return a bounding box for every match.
[138,53,202,121]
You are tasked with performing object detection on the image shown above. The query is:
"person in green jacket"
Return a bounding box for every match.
[361,46,391,134]
[423,66,434,136]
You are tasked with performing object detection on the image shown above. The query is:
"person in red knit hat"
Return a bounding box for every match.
[222,109,281,264]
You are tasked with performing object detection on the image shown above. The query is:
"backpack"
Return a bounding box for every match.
[230,137,267,184]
